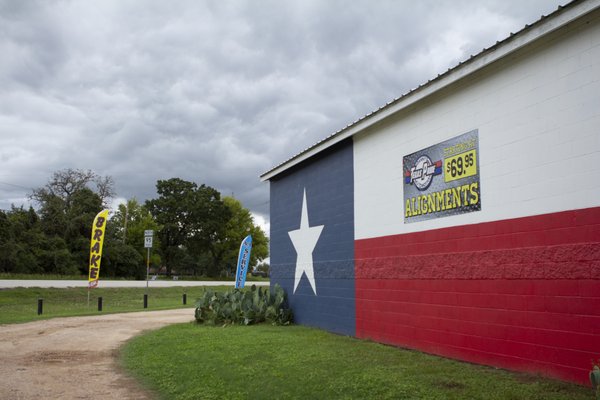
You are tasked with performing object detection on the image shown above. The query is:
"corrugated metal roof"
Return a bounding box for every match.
[261,0,599,181]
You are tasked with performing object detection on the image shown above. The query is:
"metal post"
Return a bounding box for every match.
[98,297,103,312]
[37,298,43,315]
[146,247,150,292]
[183,293,187,305]
[144,230,153,296]
[143,294,148,309]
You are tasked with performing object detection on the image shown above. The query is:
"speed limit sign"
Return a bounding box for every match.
[144,230,154,248]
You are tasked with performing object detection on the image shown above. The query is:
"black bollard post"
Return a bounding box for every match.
[183,293,187,305]
[98,297,103,312]
[143,294,148,309]
[37,298,43,315]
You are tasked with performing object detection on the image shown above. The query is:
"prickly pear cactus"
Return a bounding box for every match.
[194,284,292,326]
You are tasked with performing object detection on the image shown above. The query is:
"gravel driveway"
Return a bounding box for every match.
[0,308,195,399]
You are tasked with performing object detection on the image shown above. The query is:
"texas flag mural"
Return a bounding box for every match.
[270,139,355,336]
[264,2,600,385]
[267,132,600,386]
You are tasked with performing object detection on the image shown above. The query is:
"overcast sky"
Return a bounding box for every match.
[0,0,568,231]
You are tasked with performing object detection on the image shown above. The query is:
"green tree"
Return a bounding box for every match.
[0,210,11,243]
[36,236,77,275]
[145,178,231,277]
[38,194,68,237]
[0,206,79,274]
[102,242,145,279]
[0,214,19,273]
[2,206,42,273]
[112,199,160,250]
[0,210,12,271]
[201,197,268,277]
[63,188,103,273]
[31,168,115,208]
[105,198,161,277]
[30,169,111,275]
[0,169,115,276]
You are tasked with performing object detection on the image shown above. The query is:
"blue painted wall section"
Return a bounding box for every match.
[270,139,355,335]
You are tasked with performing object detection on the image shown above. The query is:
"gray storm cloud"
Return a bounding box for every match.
[0,0,566,220]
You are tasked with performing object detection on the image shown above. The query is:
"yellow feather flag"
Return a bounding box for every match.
[88,209,109,289]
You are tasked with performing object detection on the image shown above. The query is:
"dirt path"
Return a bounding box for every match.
[0,308,195,399]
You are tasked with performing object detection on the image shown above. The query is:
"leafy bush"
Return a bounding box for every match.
[195,284,292,326]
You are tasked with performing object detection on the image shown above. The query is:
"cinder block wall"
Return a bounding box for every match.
[353,12,600,385]
[355,208,600,384]
[270,140,356,336]
[269,8,600,385]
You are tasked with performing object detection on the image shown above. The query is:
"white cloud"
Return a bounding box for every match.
[251,212,270,238]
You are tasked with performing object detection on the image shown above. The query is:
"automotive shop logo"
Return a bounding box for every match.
[404,155,442,191]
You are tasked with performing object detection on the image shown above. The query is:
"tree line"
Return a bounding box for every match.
[0,169,268,278]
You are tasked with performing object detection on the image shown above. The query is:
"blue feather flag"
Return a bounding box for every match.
[235,235,252,289]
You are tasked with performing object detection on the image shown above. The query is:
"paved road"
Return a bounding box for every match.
[0,279,269,289]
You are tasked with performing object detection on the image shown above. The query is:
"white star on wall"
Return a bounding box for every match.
[288,188,324,295]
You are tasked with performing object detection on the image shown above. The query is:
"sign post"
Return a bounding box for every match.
[144,230,154,291]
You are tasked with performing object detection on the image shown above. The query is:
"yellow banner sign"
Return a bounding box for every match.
[88,209,109,289]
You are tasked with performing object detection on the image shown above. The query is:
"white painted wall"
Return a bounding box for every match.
[354,11,600,240]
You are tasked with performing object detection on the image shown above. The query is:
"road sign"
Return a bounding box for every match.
[144,230,154,237]
[144,236,153,248]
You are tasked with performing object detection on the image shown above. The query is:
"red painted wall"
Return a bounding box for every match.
[355,207,600,384]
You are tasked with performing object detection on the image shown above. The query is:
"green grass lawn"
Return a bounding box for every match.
[0,286,229,324]
[120,323,592,400]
